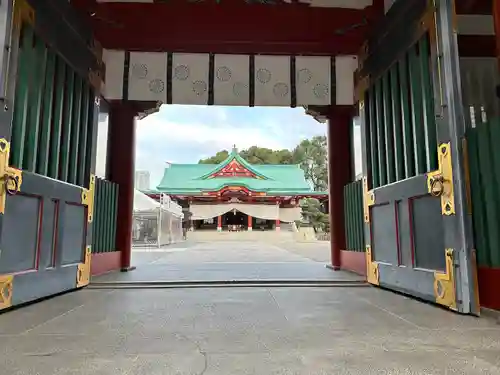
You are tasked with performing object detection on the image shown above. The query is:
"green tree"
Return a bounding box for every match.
[292,136,328,191]
[199,146,294,165]
[299,198,329,232]
[239,146,294,164]
[198,150,229,164]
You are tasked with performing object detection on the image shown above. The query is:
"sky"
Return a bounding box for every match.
[96,105,361,189]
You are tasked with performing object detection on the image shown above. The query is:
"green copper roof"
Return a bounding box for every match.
[155,148,325,196]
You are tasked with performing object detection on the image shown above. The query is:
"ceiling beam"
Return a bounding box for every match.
[72,1,379,55]
[455,0,492,15]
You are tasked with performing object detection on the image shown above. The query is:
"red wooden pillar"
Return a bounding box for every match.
[217,215,222,232]
[327,106,352,270]
[106,103,137,272]
[248,215,253,231]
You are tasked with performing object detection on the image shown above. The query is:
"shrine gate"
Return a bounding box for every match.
[0,0,498,316]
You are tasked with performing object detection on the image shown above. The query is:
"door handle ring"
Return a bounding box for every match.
[3,174,19,196]
[430,175,445,197]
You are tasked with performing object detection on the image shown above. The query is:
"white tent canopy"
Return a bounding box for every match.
[134,189,160,213]
[133,190,183,217]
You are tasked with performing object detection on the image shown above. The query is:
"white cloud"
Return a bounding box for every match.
[136,114,287,152]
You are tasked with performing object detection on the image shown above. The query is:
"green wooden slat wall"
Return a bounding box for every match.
[91,177,119,254]
[10,23,95,188]
[10,23,123,256]
[343,180,365,252]
[362,33,437,190]
[467,120,500,268]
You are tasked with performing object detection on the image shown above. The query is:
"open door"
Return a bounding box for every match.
[357,1,478,314]
[0,1,97,311]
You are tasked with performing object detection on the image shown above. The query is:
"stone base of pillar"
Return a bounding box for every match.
[248,227,253,231]
[217,227,222,232]
[275,227,281,231]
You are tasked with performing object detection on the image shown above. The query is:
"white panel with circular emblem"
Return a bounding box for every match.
[214,54,250,106]
[295,56,331,106]
[254,55,291,107]
[172,53,210,105]
[128,52,168,102]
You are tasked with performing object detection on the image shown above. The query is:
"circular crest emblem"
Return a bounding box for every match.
[297,68,312,84]
[149,79,165,94]
[256,68,272,84]
[174,65,190,81]
[192,80,208,96]
[216,66,232,82]
[131,63,148,79]
[273,82,289,98]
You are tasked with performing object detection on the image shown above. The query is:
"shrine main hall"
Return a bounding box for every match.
[146,148,327,231]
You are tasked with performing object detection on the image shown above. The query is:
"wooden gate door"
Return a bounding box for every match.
[357,0,476,313]
[0,1,98,311]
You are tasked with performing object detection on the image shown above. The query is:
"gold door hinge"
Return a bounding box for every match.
[77,246,91,288]
[0,139,22,214]
[365,245,379,286]
[81,174,95,223]
[434,249,457,310]
[427,143,455,215]
[363,176,375,223]
[0,274,13,310]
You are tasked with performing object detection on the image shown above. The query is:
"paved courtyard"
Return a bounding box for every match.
[93,241,362,284]
[1,240,499,374]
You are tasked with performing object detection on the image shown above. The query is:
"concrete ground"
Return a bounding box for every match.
[1,240,500,374]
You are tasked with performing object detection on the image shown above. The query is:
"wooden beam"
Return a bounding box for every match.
[455,0,492,15]
[72,0,378,55]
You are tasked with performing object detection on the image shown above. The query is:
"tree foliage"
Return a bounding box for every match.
[299,198,329,232]
[198,150,230,164]
[291,136,328,191]
[198,136,328,191]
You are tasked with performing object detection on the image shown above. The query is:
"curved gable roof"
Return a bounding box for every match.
[197,148,270,180]
[156,150,316,194]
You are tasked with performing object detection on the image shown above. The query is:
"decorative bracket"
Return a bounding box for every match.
[427,143,455,215]
[363,176,375,223]
[0,139,22,214]
[0,274,13,310]
[81,174,96,223]
[77,246,91,288]
[365,245,379,286]
[433,249,457,310]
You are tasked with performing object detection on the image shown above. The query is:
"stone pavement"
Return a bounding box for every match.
[1,240,499,374]
[93,241,359,284]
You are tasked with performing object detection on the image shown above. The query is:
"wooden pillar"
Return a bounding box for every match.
[217,215,222,232]
[248,215,253,231]
[327,106,353,270]
[106,103,137,272]
[275,200,280,231]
